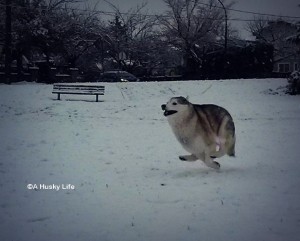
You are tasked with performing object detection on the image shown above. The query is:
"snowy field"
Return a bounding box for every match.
[0,78,300,241]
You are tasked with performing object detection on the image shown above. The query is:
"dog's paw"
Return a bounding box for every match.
[213,161,221,169]
[205,160,221,169]
[179,156,187,161]
[179,155,198,162]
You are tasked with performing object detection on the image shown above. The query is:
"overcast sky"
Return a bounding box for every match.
[84,0,300,39]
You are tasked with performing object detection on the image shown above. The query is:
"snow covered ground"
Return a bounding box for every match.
[0,78,300,241]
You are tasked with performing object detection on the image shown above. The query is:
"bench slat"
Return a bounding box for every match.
[53,85,104,88]
[53,87,104,90]
[52,91,104,95]
[53,88,104,90]
[53,84,104,88]
[53,88,105,92]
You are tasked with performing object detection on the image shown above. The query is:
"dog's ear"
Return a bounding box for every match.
[178,96,189,105]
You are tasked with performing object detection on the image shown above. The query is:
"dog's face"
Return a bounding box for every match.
[161,97,190,117]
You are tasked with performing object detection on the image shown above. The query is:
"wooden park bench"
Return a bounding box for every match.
[52,84,105,102]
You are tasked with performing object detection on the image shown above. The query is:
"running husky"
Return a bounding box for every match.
[161,97,235,169]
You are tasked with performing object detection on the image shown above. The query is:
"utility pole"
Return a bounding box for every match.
[5,0,12,84]
[217,0,228,78]
[217,0,228,54]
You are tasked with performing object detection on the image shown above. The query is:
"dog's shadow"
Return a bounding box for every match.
[173,165,242,178]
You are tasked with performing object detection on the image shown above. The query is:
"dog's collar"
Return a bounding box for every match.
[164,110,178,116]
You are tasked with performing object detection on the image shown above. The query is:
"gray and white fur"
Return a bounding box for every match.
[161,96,236,169]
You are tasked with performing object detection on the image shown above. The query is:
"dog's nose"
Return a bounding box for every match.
[161,104,166,110]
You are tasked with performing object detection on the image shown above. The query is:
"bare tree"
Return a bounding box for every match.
[160,0,233,75]
[247,17,298,59]
[246,16,270,42]
[6,0,104,65]
[53,6,105,67]
[103,1,159,72]
[0,0,109,83]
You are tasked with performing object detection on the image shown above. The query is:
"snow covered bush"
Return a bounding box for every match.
[287,71,300,95]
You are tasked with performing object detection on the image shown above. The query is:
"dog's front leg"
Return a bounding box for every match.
[179,154,198,161]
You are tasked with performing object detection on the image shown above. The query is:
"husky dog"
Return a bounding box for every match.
[161,97,235,169]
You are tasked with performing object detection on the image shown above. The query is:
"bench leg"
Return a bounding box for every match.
[96,95,98,102]
[57,93,60,100]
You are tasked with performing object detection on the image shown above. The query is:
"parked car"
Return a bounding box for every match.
[99,71,139,82]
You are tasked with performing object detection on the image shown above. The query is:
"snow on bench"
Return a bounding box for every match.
[52,84,105,102]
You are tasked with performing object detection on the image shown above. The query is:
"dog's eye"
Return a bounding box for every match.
[172,102,177,105]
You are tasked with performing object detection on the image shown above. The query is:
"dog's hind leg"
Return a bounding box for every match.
[205,160,220,169]
[193,152,220,169]
[203,152,221,170]
[179,154,198,162]
[209,137,226,158]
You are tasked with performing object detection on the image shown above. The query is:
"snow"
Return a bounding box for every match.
[0,79,300,241]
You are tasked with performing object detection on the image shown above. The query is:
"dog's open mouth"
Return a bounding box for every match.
[163,110,178,116]
[161,104,177,116]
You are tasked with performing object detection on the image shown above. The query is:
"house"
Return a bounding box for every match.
[255,20,300,75]
[273,53,299,74]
